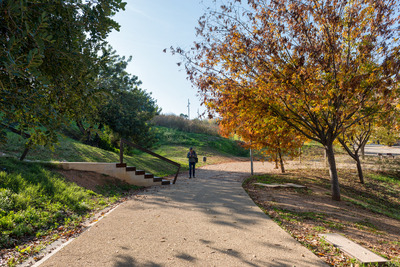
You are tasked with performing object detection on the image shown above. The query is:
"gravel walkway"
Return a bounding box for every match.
[38,162,327,267]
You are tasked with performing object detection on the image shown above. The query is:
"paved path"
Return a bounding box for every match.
[39,162,327,267]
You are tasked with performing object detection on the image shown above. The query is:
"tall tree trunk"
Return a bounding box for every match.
[355,154,365,184]
[278,148,285,173]
[325,143,341,201]
[274,153,279,169]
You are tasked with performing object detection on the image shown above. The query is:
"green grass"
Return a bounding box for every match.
[367,172,400,186]
[0,157,129,250]
[0,127,248,177]
[154,126,249,157]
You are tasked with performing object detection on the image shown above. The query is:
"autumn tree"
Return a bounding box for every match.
[217,82,305,173]
[370,108,400,146]
[338,120,372,184]
[175,0,400,200]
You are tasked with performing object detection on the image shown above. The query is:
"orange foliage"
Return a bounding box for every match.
[175,0,400,200]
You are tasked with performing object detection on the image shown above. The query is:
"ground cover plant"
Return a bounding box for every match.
[0,157,141,266]
[243,168,400,266]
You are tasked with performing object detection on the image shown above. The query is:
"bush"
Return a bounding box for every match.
[152,114,219,136]
[0,188,14,212]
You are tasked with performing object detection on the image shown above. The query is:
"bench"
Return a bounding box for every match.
[378,153,395,159]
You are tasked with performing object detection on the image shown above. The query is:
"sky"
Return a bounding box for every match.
[107,0,215,118]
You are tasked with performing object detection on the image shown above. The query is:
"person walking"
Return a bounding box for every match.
[187,147,197,178]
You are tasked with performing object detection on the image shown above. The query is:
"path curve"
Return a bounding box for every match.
[38,161,327,267]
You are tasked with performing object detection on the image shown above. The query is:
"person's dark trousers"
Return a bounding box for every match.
[189,162,196,178]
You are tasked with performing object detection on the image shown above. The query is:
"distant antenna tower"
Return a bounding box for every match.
[187,99,190,119]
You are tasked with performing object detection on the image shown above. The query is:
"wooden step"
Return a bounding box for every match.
[116,163,127,168]
[135,170,145,175]
[153,177,162,182]
[162,179,171,185]
[126,166,136,172]
[144,173,154,179]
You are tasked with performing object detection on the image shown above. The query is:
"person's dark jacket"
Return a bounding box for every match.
[187,150,197,163]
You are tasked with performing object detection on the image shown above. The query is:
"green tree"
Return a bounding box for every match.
[100,89,159,147]
[73,49,160,148]
[0,0,126,148]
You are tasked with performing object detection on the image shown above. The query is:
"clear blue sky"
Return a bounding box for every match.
[107,0,215,118]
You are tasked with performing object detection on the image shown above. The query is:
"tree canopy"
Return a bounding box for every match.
[0,0,126,147]
[176,0,400,200]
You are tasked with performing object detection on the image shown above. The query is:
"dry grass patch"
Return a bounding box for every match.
[243,168,400,266]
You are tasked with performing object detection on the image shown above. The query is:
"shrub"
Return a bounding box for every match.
[0,188,14,212]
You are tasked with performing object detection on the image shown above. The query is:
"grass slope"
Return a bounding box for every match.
[0,127,248,177]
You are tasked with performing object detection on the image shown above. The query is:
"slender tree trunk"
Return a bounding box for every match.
[274,153,279,169]
[299,146,302,163]
[278,149,285,173]
[76,120,86,136]
[355,154,365,184]
[325,143,341,201]
[20,141,32,161]
[361,144,365,160]
[250,148,254,175]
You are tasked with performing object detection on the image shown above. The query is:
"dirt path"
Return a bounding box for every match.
[37,161,327,267]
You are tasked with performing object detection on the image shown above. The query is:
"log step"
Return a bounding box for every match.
[162,179,171,185]
[126,166,136,172]
[145,173,154,179]
[135,170,145,175]
[116,163,127,168]
[153,177,162,182]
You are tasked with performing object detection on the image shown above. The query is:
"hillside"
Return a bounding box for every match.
[0,126,249,177]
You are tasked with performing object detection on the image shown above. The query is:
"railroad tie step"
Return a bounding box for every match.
[144,173,154,179]
[153,177,162,182]
[153,177,171,185]
[126,166,136,172]
[116,163,127,168]
[161,179,171,185]
[135,170,145,175]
